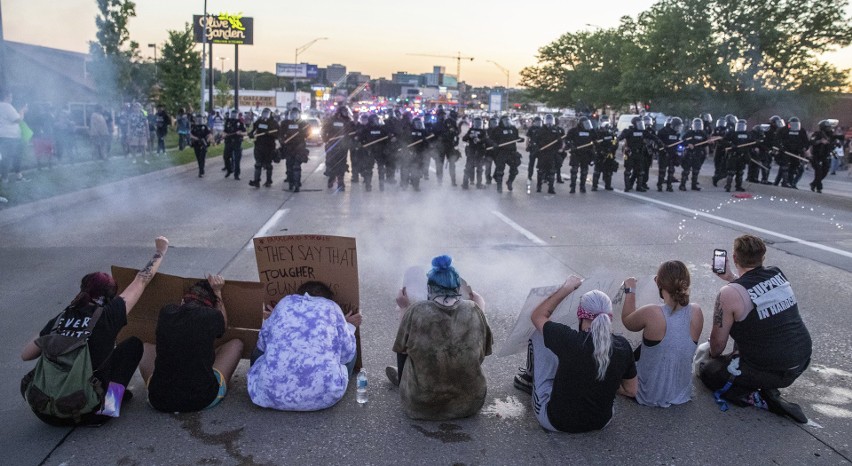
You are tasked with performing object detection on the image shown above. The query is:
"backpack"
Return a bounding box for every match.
[21,307,105,421]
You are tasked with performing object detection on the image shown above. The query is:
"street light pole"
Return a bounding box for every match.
[293,37,327,110]
[199,0,207,115]
[148,43,158,80]
[487,60,511,112]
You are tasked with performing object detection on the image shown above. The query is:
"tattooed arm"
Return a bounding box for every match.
[531,275,583,332]
[119,236,169,314]
[709,285,737,358]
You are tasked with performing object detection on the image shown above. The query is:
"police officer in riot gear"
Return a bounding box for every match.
[248,108,279,188]
[530,113,563,194]
[279,108,310,192]
[357,113,391,191]
[400,116,430,191]
[565,116,597,193]
[722,119,754,192]
[526,116,543,181]
[490,115,523,193]
[809,119,836,193]
[384,108,405,183]
[701,113,714,133]
[711,118,730,187]
[462,116,489,189]
[322,105,355,191]
[618,117,662,192]
[189,113,212,178]
[777,117,810,189]
[679,118,708,191]
[747,124,770,184]
[656,117,683,192]
[223,110,246,179]
[430,110,461,185]
[592,119,618,191]
[484,115,500,184]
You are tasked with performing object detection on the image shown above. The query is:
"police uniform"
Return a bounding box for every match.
[248,115,279,188]
[322,112,355,190]
[462,125,490,189]
[279,118,310,192]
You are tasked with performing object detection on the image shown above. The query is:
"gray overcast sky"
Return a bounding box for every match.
[5,0,851,87]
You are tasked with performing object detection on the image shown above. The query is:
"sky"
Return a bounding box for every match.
[4,0,852,88]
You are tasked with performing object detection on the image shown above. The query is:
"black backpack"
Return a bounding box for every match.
[21,307,105,422]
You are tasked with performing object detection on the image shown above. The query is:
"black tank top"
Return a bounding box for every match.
[730,266,811,372]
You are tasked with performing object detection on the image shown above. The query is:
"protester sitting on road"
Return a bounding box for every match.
[247,281,361,411]
[621,261,704,407]
[519,277,637,433]
[140,275,244,413]
[21,236,169,426]
[389,255,493,420]
[698,235,811,423]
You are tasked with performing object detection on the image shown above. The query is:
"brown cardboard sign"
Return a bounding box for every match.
[253,235,361,368]
[253,235,359,314]
[112,266,263,359]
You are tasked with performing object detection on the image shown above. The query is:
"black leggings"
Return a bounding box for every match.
[699,353,809,401]
[396,352,407,380]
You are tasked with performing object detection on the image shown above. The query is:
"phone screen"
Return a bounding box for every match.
[712,249,727,274]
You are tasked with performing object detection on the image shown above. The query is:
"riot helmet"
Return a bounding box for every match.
[544,114,555,126]
[288,108,300,121]
[449,110,458,120]
[412,117,424,130]
[788,117,801,132]
[336,105,353,120]
[367,113,380,126]
[261,108,271,119]
[701,113,713,125]
[691,118,703,132]
[229,110,238,119]
[769,115,784,129]
[499,115,512,127]
[488,116,499,129]
[532,116,543,128]
[715,118,726,129]
[634,117,646,131]
[599,114,610,124]
[735,119,747,132]
[472,117,483,129]
[818,119,838,134]
[193,113,204,123]
[631,116,642,129]
[358,113,369,125]
[579,116,593,131]
[664,116,673,127]
[642,115,653,130]
[725,114,737,128]
[670,117,683,132]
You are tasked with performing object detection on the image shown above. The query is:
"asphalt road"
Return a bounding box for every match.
[2,145,851,465]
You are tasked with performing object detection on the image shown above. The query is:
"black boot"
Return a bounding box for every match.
[761,389,807,424]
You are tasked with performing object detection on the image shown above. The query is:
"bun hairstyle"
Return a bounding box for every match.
[427,255,461,290]
[656,260,690,307]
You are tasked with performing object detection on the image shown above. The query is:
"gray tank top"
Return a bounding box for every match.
[635,303,697,407]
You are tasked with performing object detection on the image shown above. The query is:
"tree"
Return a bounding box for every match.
[214,74,231,109]
[88,0,139,105]
[521,0,852,117]
[159,23,200,114]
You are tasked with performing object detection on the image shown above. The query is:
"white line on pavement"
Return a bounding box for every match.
[245,208,290,251]
[616,191,852,259]
[314,162,325,173]
[491,210,548,245]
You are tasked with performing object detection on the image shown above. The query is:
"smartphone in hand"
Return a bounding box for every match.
[712,249,727,274]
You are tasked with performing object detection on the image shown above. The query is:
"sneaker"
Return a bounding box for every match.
[761,389,807,423]
[386,366,400,386]
[513,372,533,395]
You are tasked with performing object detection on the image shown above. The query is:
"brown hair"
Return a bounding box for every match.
[656,260,690,307]
[733,234,766,269]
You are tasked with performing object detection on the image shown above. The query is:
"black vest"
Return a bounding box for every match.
[730,266,811,372]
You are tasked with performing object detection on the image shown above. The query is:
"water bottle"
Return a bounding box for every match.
[356,368,368,404]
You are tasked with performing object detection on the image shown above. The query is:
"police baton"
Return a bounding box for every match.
[361,135,390,148]
[725,141,757,152]
[749,158,769,171]
[406,133,435,148]
[485,138,524,151]
[693,136,722,147]
[772,146,810,164]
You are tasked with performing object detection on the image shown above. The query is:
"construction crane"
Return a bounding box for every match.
[407,51,474,84]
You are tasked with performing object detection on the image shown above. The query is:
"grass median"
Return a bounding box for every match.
[0,133,254,207]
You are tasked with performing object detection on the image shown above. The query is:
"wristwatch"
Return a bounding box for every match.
[623,286,635,294]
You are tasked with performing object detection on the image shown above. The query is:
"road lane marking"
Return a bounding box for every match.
[616,191,852,259]
[245,208,290,251]
[491,210,548,245]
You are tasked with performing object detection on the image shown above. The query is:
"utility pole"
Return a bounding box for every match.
[148,43,158,80]
[199,0,207,115]
[293,37,327,110]
[0,0,7,89]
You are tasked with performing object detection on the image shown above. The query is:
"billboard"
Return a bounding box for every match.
[489,91,503,113]
[276,63,319,78]
[194,13,254,45]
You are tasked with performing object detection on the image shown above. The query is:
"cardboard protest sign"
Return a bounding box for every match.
[112,266,263,359]
[497,271,643,357]
[253,235,361,367]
